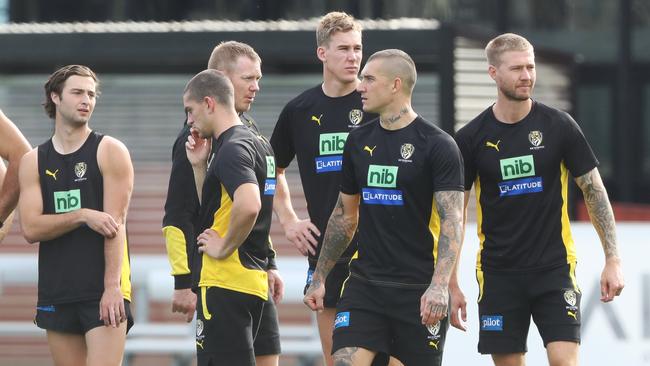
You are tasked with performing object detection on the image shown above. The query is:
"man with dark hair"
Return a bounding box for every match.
[162,40,281,365]
[451,33,624,366]
[19,64,134,365]
[183,69,277,366]
[270,12,377,365]
[304,49,464,366]
[0,110,31,242]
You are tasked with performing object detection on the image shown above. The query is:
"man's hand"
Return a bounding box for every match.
[283,218,320,256]
[601,257,624,302]
[99,285,126,328]
[197,228,227,259]
[449,284,467,331]
[420,284,449,326]
[84,209,119,238]
[303,277,325,312]
[185,131,211,168]
[267,269,284,304]
[172,288,197,323]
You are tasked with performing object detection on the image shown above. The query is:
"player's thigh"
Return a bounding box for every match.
[46,330,87,366]
[531,264,581,346]
[333,346,377,366]
[477,269,531,354]
[546,341,578,366]
[85,321,128,366]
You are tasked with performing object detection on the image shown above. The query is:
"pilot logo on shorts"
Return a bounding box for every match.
[334,312,350,329]
[564,290,577,307]
[349,109,363,126]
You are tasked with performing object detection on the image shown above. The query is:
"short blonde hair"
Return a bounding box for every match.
[367,49,417,94]
[485,33,534,66]
[207,41,261,73]
[316,11,362,47]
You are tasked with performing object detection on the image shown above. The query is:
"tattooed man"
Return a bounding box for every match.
[304,49,464,366]
[451,33,624,366]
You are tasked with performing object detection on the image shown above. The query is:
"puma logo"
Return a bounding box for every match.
[485,140,501,151]
[196,340,204,350]
[363,145,376,156]
[46,169,59,180]
[567,311,577,320]
[311,114,323,126]
[429,341,439,350]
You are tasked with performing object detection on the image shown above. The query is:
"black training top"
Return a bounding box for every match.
[341,117,464,287]
[37,131,132,305]
[162,113,276,290]
[193,125,276,300]
[270,85,377,265]
[454,101,598,272]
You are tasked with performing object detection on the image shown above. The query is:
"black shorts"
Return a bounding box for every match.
[477,263,581,354]
[332,275,449,366]
[196,286,265,366]
[305,261,350,308]
[253,295,281,356]
[34,299,134,335]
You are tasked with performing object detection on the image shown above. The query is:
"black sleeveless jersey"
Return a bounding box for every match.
[193,125,276,300]
[454,101,599,272]
[37,131,132,305]
[270,85,377,264]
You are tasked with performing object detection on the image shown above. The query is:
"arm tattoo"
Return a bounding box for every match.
[314,194,358,280]
[574,168,619,258]
[431,191,464,288]
[333,347,359,365]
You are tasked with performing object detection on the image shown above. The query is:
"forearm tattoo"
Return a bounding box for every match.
[333,347,360,365]
[314,195,357,280]
[431,191,464,286]
[575,169,619,258]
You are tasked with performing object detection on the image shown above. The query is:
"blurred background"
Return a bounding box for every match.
[0,0,648,365]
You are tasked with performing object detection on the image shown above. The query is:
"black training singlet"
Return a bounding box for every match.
[37,131,131,305]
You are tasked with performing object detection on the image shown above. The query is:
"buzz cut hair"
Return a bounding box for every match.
[207,41,261,73]
[485,33,534,67]
[184,69,234,107]
[316,11,362,47]
[367,49,417,94]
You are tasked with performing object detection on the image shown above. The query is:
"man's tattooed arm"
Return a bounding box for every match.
[312,193,360,286]
[421,190,463,325]
[574,168,619,258]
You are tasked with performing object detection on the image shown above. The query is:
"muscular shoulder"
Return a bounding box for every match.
[97,136,132,172]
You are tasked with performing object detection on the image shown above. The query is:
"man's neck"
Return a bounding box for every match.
[52,119,91,154]
[213,111,244,139]
[379,103,418,131]
[492,97,533,124]
[321,77,359,98]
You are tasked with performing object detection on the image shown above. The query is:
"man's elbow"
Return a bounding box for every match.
[21,223,40,244]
